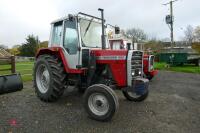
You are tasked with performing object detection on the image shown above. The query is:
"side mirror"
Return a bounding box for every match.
[68,14,74,21]
[115,26,120,34]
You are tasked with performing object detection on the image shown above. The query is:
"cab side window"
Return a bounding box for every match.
[64,20,79,54]
[52,21,63,45]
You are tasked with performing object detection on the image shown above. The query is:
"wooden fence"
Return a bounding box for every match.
[0,56,16,74]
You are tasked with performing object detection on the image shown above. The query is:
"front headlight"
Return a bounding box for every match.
[132,72,135,76]
[138,70,142,75]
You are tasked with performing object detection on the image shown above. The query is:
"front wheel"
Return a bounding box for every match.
[84,84,119,121]
[122,89,148,102]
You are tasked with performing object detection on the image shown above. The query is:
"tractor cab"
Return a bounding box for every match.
[50,13,100,69]
[48,12,114,70]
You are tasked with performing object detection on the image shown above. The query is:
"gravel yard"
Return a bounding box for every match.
[0,71,200,133]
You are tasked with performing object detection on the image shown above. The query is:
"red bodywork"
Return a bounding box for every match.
[143,54,158,78]
[92,49,127,87]
[36,47,85,74]
[36,47,128,87]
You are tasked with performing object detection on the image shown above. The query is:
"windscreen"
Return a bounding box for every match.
[79,18,102,48]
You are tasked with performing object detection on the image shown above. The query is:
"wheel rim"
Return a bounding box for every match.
[127,91,142,98]
[88,93,109,116]
[36,64,50,93]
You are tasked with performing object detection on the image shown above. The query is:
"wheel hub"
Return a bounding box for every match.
[96,100,103,107]
[88,93,109,116]
[36,64,50,94]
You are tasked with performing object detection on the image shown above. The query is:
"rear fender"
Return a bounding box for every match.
[36,47,84,74]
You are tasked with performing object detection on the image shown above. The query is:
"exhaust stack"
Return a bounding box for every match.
[98,8,106,49]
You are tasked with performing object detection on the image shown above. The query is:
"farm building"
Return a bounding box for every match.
[0,48,11,57]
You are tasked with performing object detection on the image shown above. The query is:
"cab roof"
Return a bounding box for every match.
[51,12,103,24]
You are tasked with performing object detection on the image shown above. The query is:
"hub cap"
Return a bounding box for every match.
[88,93,109,116]
[36,64,50,93]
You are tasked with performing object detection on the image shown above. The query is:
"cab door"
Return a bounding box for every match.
[62,19,80,69]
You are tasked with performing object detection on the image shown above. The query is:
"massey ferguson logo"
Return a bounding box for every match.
[97,56,126,60]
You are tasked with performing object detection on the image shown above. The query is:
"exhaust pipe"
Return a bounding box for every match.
[0,74,23,94]
[127,43,131,50]
[98,8,106,49]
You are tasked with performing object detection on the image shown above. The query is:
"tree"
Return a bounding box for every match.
[183,25,194,45]
[144,39,164,53]
[0,44,8,49]
[38,41,48,49]
[192,42,200,53]
[9,45,21,55]
[194,26,200,42]
[19,35,40,57]
[124,28,147,43]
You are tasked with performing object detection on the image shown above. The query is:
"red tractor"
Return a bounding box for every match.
[109,38,158,80]
[34,9,149,121]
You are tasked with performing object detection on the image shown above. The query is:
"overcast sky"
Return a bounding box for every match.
[0,0,199,48]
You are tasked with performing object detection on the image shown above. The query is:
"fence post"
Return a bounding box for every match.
[11,55,16,73]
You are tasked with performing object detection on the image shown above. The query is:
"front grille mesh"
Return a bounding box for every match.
[131,51,143,77]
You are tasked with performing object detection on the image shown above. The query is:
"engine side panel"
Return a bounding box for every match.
[91,50,128,87]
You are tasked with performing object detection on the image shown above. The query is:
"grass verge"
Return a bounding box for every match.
[154,62,200,74]
[0,61,34,82]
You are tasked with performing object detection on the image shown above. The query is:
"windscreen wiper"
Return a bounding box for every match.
[83,18,94,37]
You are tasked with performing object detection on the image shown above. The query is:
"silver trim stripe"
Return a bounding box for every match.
[97,56,126,60]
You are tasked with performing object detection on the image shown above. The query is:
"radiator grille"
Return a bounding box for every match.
[131,51,143,77]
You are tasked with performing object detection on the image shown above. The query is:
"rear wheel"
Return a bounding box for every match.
[34,55,67,102]
[122,89,148,102]
[146,74,153,80]
[84,84,119,121]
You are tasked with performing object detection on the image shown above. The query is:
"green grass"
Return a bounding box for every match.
[154,62,200,74]
[0,61,34,82]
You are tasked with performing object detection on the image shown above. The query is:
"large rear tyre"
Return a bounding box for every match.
[84,84,119,121]
[33,55,67,102]
[122,89,148,102]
